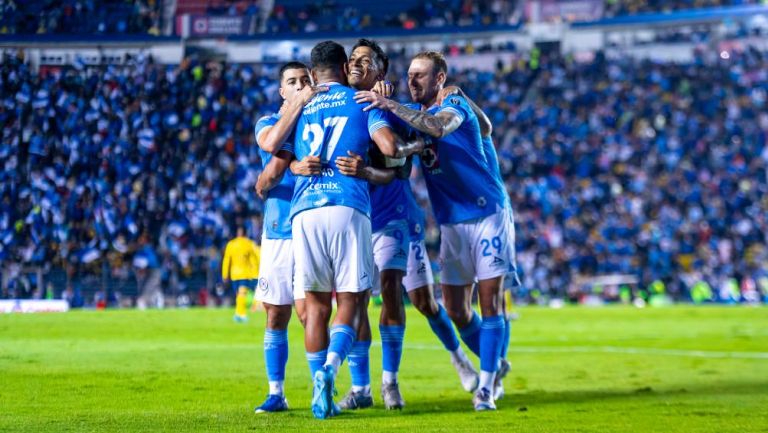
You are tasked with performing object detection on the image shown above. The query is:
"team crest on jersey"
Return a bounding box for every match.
[414,223,422,234]
[449,97,461,106]
[477,196,487,207]
[258,278,269,294]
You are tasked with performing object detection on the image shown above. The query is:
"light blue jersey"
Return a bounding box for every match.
[370,179,408,233]
[419,95,506,225]
[481,135,511,209]
[290,83,391,220]
[404,185,426,242]
[255,114,295,240]
[370,111,411,233]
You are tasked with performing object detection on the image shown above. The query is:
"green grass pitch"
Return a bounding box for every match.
[1,305,767,432]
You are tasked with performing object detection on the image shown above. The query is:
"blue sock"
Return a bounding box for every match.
[380,325,405,376]
[500,316,511,359]
[480,315,505,373]
[458,311,482,357]
[348,340,371,388]
[327,324,356,369]
[264,329,288,382]
[306,349,327,380]
[427,304,460,351]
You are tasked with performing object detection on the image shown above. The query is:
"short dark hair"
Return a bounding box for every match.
[310,40,348,71]
[413,51,448,75]
[351,38,389,75]
[278,61,308,81]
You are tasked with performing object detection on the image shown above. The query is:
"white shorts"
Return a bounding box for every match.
[292,206,373,293]
[372,219,409,273]
[403,239,434,292]
[439,208,517,286]
[255,237,303,305]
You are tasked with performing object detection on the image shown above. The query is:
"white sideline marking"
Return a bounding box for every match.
[375,342,768,360]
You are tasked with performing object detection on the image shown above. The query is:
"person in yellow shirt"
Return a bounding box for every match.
[222,226,261,321]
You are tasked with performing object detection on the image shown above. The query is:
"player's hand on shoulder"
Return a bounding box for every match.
[437,85,461,105]
[291,85,330,107]
[372,80,394,97]
[335,151,366,178]
[354,90,393,112]
[291,155,322,176]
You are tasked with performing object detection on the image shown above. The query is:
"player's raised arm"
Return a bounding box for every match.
[438,86,492,138]
[257,84,328,155]
[355,91,462,139]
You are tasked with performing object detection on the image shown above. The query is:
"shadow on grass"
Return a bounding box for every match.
[494,380,768,410]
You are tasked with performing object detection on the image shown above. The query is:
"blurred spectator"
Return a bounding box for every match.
[0,0,162,35]
[1,44,767,306]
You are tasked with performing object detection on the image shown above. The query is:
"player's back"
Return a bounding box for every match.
[291,83,389,220]
[481,135,511,209]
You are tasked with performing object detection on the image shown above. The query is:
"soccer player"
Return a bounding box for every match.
[251,61,326,414]
[289,40,422,419]
[333,39,478,411]
[355,51,516,410]
[221,226,260,321]
[437,84,520,400]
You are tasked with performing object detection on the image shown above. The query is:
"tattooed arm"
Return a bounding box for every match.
[353,91,463,139]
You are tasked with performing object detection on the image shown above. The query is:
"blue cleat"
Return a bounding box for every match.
[311,365,337,419]
[254,394,288,414]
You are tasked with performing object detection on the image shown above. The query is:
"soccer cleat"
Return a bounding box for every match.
[311,365,337,419]
[254,394,288,414]
[493,359,511,400]
[381,382,405,410]
[473,387,496,411]
[338,389,374,410]
[451,356,480,392]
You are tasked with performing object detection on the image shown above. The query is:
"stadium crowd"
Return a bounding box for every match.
[3,0,766,36]
[1,43,767,304]
[0,0,163,35]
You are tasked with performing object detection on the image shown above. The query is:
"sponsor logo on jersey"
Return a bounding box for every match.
[308,181,341,191]
[491,256,506,268]
[395,249,407,259]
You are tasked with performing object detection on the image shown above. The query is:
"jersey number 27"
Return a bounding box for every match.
[302,116,348,163]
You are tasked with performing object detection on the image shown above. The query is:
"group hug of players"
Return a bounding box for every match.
[251,38,518,419]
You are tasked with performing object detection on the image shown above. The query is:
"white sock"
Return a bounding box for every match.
[268,381,284,396]
[479,371,496,392]
[382,370,398,384]
[325,352,342,376]
[351,384,371,395]
[450,346,470,364]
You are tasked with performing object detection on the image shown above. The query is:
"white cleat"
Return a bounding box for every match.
[452,357,480,392]
[493,359,511,400]
[381,382,405,410]
[473,387,496,411]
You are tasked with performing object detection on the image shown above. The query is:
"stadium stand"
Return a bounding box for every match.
[0,0,162,35]
[2,36,767,305]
